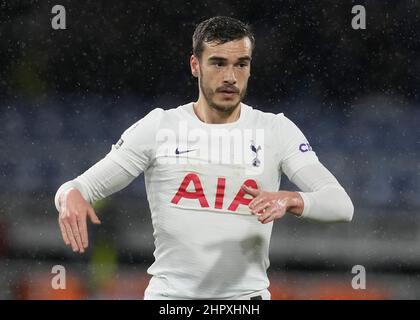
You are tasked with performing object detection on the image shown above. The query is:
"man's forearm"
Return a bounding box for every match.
[297,186,354,222]
[54,155,136,213]
[288,162,354,222]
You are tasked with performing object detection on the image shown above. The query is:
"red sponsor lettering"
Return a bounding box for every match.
[171,173,210,207]
[172,173,257,212]
[214,177,226,209]
[227,179,258,211]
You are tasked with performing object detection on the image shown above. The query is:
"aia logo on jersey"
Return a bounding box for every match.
[171,173,257,213]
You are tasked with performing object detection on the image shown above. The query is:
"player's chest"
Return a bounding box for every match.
[150,128,280,214]
[154,125,279,171]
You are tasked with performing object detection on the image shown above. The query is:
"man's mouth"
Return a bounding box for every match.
[218,87,239,95]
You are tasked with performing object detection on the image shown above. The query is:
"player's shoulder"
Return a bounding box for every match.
[136,104,183,123]
[120,104,184,139]
[147,103,191,119]
[244,103,288,128]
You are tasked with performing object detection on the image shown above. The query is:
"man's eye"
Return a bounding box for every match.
[238,63,248,68]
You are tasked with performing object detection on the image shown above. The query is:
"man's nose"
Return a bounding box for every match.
[223,66,237,84]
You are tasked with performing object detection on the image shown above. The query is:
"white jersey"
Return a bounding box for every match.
[104,102,319,299]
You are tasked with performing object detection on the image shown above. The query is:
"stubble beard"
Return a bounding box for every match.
[199,72,247,115]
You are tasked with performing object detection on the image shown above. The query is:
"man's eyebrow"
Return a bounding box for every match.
[237,56,252,62]
[207,56,252,62]
[208,56,228,62]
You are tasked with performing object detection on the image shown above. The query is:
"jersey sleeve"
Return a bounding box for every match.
[54,157,137,212]
[106,108,164,176]
[290,162,354,222]
[277,113,319,180]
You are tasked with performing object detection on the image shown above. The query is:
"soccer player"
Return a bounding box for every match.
[54,16,354,300]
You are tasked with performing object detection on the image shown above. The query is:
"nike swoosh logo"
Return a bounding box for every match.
[175,147,197,155]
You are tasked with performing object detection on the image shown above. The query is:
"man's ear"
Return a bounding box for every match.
[190,55,199,78]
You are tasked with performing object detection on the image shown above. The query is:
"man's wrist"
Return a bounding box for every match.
[58,187,77,211]
[285,191,304,217]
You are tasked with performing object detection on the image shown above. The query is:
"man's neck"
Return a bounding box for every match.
[193,98,241,124]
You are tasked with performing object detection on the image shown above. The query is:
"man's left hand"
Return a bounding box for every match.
[241,185,304,224]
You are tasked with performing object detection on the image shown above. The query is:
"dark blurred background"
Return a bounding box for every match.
[0,0,419,299]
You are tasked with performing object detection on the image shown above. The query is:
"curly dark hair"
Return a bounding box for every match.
[192,16,255,59]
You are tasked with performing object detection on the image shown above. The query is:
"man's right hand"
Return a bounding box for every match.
[57,188,101,253]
